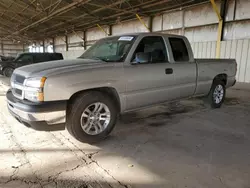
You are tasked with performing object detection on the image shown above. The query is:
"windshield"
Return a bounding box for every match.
[79,36,136,62]
[14,54,21,61]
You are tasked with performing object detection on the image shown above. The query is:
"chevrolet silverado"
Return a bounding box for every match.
[6,33,237,143]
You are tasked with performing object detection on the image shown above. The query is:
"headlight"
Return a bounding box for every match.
[24,77,46,102]
[25,77,46,87]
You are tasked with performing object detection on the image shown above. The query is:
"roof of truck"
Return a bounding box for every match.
[20,52,62,55]
[108,32,185,38]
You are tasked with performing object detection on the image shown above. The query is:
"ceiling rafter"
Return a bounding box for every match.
[48,0,63,14]
[39,0,129,33]
[9,0,37,23]
[3,0,92,40]
[41,0,158,36]
[0,0,15,19]
[0,0,210,41]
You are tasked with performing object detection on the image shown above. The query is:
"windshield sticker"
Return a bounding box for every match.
[118,36,134,41]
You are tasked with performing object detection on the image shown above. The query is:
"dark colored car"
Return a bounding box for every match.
[0,52,63,77]
[0,55,15,61]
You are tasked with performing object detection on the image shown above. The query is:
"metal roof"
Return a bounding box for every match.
[0,0,209,42]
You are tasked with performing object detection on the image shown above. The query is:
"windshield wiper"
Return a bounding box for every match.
[92,57,108,62]
[80,56,108,62]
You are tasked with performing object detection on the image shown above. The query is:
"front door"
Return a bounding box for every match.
[15,54,34,68]
[124,36,176,111]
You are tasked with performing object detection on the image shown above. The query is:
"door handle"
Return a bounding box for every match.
[165,68,173,74]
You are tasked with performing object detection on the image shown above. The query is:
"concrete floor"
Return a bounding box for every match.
[0,75,250,188]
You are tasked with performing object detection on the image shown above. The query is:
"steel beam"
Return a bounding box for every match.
[109,25,112,36]
[220,0,228,41]
[65,35,68,51]
[210,0,223,58]
[1,42,3,55]
[97,24,109,36]
[3,0,91,40]
[39,0,128,33]
[83,30,86,50]
[52,38,55,52]
[42,40,45,52]
[136,14,150,32]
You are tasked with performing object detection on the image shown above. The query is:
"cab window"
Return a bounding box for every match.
[169,38,189,62]
[132,36,168,64]
[17,54,33,63]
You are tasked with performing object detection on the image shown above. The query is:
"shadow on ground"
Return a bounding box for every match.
[0,80,250,188]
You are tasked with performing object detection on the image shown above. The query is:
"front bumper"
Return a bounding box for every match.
[6,90,66,131]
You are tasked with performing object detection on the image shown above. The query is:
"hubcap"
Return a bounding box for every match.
[213,84,224,104]
[80,102,111,135]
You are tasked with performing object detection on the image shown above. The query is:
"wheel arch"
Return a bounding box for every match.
[213,73,228,85]
[67,87,121,113]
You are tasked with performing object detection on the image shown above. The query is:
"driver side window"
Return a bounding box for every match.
[17,54,33,63]
[132,36,168,64]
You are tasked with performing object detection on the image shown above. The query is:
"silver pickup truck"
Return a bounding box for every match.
[7,33,237,143]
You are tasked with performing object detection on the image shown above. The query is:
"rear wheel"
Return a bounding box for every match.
[3,67,14,77]
[207,80,226,108]
[66,91,118,143]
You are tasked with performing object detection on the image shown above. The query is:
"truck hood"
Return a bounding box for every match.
[14,58,109,78]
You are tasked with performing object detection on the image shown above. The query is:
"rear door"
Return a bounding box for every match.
[52,53,63,60]
[34,53,49,63]
[124,36,176,111]
[166,37,197,99]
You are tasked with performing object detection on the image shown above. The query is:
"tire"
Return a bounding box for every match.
[206,80,226,108]
[3,67,14,77]
[66,91,118,143]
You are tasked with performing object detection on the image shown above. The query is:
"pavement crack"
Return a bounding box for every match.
[87,151,99,159]
[56,133,129,188]
[90,160,129,188]
[48,163,82,181]
[49,133,87,164]
[2,121,43,186]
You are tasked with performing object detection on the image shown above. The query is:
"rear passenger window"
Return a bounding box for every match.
[50,53,63,60]
[169,38,189,62]
[34,54,50,63]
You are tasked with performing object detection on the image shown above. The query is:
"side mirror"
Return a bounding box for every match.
[135,52,151,64]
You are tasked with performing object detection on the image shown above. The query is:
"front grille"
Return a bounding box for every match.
[13,74,25,84]
[12,88,23,99]
[13,88,22,95]
[11,73,25,99]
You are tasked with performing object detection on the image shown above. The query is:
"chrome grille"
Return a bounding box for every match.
[15,74,25,84]
[13,88,22,95]
[11,73,25,99]
[12,74,25,84]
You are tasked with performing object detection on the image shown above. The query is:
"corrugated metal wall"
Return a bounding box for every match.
[0,40,24,57]
[191,39,250,83]
[53,0,250,83]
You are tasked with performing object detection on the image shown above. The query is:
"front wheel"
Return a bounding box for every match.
[207,80,226,108]
[66,91,118,143]
[3,67,14,77]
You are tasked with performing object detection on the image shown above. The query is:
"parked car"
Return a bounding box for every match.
[0,52,63,77]
[0,55,15,62]
[6,33,237,143]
